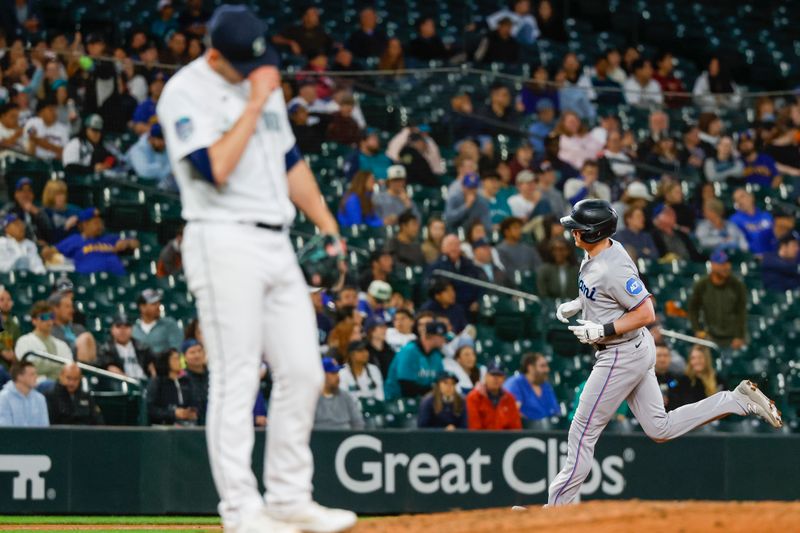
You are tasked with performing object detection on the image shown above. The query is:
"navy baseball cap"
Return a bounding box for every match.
[2,213,19,228]
[208,5,280,77]
[181,338,200,353]
[322,357,342,373]
[77,207,99,223]
[473,238,491,249]
[347,340,369,353]
[364,315,386,331]
[15,177,32,191]
[425,321,447,337]
[436,371,458,383]
[463,172,480,189]
[486,361,506,376]
[710,250,729,264]
[150,123,163,138]
[112,312,132,326]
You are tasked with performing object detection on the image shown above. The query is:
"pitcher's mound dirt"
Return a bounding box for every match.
[354,500,800,533]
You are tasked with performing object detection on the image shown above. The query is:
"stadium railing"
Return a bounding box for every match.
[21,350,147,426]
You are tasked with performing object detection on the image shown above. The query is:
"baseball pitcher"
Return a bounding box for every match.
[157,6,355,533]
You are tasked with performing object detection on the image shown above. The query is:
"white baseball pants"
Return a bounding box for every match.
[548,328,748,505]
[182,222,324,529]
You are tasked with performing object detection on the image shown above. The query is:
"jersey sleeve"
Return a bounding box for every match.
[156,83,224,162]
[606,259,651,311]
[55,235,80,258]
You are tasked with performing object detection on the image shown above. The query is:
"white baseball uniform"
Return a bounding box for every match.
[157,58,324,529]
[547,240,749,505]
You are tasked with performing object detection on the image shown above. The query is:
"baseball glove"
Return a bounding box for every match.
[297,233,347,290]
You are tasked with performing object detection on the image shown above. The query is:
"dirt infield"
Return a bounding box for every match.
[3,501,799,532]
[356,500,800,533]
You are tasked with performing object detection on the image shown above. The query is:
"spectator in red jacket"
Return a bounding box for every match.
[466,363,522,430]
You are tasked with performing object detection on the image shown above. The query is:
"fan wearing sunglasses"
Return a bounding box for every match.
[14,301,73,382]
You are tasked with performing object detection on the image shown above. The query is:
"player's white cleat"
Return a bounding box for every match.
[232,510,301,533]
[734,380,783,428]
[267,501,357,533]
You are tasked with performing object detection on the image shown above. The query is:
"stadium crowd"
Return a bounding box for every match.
[0,0,798,430]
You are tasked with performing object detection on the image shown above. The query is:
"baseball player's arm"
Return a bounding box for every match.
[287,159,338,235]
[206,67,280,186]
[608,296,655,335]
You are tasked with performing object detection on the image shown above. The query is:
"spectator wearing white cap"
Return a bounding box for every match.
[611,181,654,230]
[507,170,552,221]
[374,165,421,225]
[357,280,393,324]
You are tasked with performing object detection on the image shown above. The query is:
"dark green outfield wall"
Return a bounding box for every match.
[0,428,797,514]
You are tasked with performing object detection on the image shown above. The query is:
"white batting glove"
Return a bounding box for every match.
[556,298,582,323]
[568,319,605,344]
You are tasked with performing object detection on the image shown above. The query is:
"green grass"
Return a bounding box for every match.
[0,515,220,525]
[0,514,385,531]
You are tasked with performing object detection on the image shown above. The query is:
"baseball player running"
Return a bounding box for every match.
[547,199,782,506]
[157,6,355,533]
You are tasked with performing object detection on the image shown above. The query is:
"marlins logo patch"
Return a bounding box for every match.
[175,117,193,141]
[626,277,643,296]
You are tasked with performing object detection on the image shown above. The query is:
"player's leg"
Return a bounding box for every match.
[547,347,641,506]
[182,223,265,529]
[626,333,753,441]
[259,233,356,531]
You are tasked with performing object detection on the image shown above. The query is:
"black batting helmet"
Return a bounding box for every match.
[560,199,618,243]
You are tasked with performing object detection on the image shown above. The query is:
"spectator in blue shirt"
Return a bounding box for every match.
[558,53,596,123]
[127,123,171,185]
[338,170,382,228]
[528,98,557,154]
[384,320,446,400]
[55,208,139,275]
[131,74,165,135]
[730,188,774,254]
[739,130,781,188]
[356,280,393,324]
[444,172,492,234]
[504,353,560,420]
[519,66,560,116]
[762,233,800,292]
[0,361,49,427]
[417,371,467,430]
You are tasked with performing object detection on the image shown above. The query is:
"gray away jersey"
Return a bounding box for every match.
[577,239,651,344]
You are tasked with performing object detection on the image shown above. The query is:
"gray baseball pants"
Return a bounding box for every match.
[547,328,748,505]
